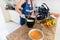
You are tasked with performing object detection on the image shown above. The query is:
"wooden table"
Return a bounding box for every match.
[6,22,56,40]
[6,13,59,40]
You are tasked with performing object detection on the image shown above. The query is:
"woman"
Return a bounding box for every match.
[16,0,34,25]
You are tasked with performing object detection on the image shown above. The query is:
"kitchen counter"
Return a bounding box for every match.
[6,18,57,40]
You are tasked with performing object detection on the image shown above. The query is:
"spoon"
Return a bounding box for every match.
[24,18,34,22]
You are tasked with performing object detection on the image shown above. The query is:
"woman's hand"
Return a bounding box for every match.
[20,13,25,18]
[30,14,34,17]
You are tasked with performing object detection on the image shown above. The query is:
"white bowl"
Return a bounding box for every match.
[28,29,44,40]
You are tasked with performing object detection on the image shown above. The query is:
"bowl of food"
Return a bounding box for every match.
[28,29,44,40]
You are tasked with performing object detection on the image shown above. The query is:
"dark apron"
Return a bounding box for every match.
[20,0,33,25]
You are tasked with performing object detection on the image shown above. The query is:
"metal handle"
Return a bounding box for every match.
[42,3,49,11]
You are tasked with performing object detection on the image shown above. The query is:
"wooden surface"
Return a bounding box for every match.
[6,13,59,40]
[6,22,56,40]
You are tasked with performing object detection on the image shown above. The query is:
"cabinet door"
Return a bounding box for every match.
[9,10,20,24]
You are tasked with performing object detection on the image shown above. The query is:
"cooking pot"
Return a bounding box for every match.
[25,17,35,28]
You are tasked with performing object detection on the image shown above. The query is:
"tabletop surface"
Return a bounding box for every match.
[6,22,56,40]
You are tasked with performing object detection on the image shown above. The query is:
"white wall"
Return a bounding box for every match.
[34,0,60,14]
[0,7,8,40]
[0,0,11,22]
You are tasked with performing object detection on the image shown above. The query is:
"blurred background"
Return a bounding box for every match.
[0,0,60,40]
[1,0,60,23]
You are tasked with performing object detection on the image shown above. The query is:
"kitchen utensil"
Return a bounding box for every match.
[37,3,50,20]
[25,18,34,22]
[26,17,35,28]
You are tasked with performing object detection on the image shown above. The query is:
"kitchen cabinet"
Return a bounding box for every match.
[8,10,20,24]
[4,0,20,23]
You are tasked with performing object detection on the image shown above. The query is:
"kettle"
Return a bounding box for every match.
[37,3,50,20]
